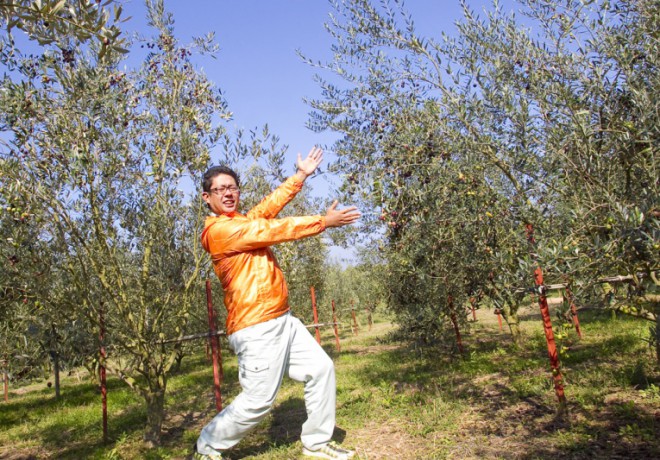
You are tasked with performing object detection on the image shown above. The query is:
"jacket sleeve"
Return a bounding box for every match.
[246,176,303,220]
[207,215,326,256]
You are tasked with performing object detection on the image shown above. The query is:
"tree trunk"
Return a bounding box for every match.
[448,295,464,355]
[143,385,166,447]
[51,351,61,399]
[3,359,8,402]
[656,305,660,365]
[501,304,521,344]
[172,348,185,374]
[53,352,60,399]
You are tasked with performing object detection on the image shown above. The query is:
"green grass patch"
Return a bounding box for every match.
[1,312,659,459]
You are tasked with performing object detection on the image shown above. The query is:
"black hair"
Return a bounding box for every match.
[202,165,240,193]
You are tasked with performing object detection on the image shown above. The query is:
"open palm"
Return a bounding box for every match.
[297,146,323,176]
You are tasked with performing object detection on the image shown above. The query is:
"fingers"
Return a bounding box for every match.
[302,146,323,162]
[297,147,324,177]
[326,201,361,227]
[310,148,323,168]
[328,202,359,215]
[340,209,361,224]
[338,216,360,226]
[308,146,323,160]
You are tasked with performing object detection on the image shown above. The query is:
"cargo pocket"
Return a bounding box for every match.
[238,359,270,396]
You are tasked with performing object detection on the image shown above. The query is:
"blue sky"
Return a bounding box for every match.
[120,0,513,197]
[4,0,519,264]
[117,0,517,263]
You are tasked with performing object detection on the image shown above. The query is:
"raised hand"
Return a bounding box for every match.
[296,146,324,178]
[325,200,361,228]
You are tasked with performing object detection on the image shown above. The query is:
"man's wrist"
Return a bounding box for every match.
[294,170,309,182]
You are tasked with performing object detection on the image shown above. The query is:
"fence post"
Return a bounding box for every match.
[565,287,583,339]
[205,280,223,412]
[331,300,341,352]
[311,286,321,344]
[99,303,108,443]
[351,304,359,336]
[526,224,566,405]
[495,309,503,331]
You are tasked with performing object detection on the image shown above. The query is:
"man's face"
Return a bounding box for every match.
[202,173,240,215]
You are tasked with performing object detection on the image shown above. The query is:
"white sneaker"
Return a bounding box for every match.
[193,443,222,459]
[302,441,355,459]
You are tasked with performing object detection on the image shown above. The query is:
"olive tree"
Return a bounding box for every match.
[302,0,547,345]
[441,0,659,345]
[1,0,126,392]
[304,0,657,349]
[0,0,231,444]
[0,0,126,59]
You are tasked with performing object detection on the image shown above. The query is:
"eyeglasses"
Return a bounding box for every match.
[209,185,240,195]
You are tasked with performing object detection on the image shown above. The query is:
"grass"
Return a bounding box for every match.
[1,304,659,459]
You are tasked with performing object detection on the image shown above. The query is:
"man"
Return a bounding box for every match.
[194,147,360,460]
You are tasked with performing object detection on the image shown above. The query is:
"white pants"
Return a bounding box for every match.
[196,312,336,454]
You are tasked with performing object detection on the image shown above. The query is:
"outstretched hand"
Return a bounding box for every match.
[325,200,361,228]
[296,146,323,178]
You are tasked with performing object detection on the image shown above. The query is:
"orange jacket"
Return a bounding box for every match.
[201,176,326,335]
